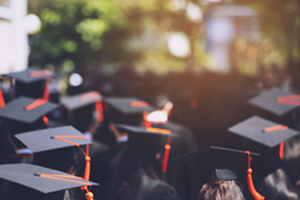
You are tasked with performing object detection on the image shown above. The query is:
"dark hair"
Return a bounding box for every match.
[283,134,300,184]
[259,168,300,200]
[8,119,46,149]
[199,180,245,200]
[114,149,160,200]
[34,148,76,172]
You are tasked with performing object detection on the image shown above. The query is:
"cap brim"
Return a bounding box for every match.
[249,88,299,116]
[61,91,101,111]
[15,126,91,153]
[228,116,299,148]
[0,97,58,124]
[0,163,98,194]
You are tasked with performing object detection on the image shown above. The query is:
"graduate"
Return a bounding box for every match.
[175,146,260,200]
[0,163,97,200]
[94,97,154,200]
[0,96,57,164]
[111,124,179,200]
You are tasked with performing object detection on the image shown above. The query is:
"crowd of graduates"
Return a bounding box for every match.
[0,66,300,200]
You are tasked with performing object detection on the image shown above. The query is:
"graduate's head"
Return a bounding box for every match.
[3,68,53,99]
[61,91,102,134]
[14,126,91,173]
[104,97,153,126]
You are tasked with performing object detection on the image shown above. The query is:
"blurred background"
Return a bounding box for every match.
[1,0,300,146]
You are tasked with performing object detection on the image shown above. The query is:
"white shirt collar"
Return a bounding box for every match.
[84,132,93,141]
[16,148,33,155]
[118,135,128,143]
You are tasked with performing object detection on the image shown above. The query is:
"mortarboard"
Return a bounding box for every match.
[61,91,101,112]
[0,96,57,125]
[105,97,153,115]
[0,163,98,194]
[14,126,91,153]
[174,146,259,180]
[3,68,53,99]
[104,97,153,126]
[3,68,53,84]
[14,125,91,176]
[228,115,299,197]
[249,88,300,116]
[175,146,264,200]
[61,91,103,124]
[228,116,299,149]
[114,124,177,172]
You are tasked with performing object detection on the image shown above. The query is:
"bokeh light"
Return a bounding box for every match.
[69,73,83,87]
[167,33,190,58]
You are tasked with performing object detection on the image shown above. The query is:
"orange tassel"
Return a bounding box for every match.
[26,98,47,111]
[245,151,265,200]
[0,89,5,108]
[130,101,149,108]
[279,142,284,160]
[264,124,288,132]
[95,101,104,122]
[43,115,49,126]
[143,113,151,128]
[277,95,300,105]
[162,136,172,173]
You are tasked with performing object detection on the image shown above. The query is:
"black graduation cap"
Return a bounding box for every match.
[0,163,98,194]
[105,97,153,115]
[3,68,53,99]
[3,68,53,84]
[104,97,153,126]
[114,124,176,159]
[61,91,101,112]
[249,88,300,116]
[14,126,91,153]
[0,96,57,124]
[61,91,103,132]
[228,116,299,149]
[175,146,260,181]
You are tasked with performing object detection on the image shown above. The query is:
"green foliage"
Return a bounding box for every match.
[28,0,133,72]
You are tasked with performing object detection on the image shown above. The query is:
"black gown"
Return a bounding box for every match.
[153,121,199,200]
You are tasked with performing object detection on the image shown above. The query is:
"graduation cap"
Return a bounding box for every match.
[249,87,300,116]
[0,96,57,125]
[105,97,153,114]
[61,91,103,126]
[228,115,299,197]
[175,146,259,180]
[14,126,92,181]
[3,68,53,99]
[114,124,176,172]
[14,126,91,154]
[104,97,154,126]
[175,146,264,200]
[228,116,299,149]
[0,163,98,195]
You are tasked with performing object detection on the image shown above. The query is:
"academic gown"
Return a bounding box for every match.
[143,179,179,200]
[152,121,199,200]
[93,140,127,200]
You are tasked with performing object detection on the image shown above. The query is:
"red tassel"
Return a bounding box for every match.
[43,115,49,126]
[95,101,103,122]
[279,142,284,160]
[144,113,151,128]
[162,136,172,172]
[0,89,5,108]
[277,95,300,105]
[245,151,265,200]
[26,98,47,111]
